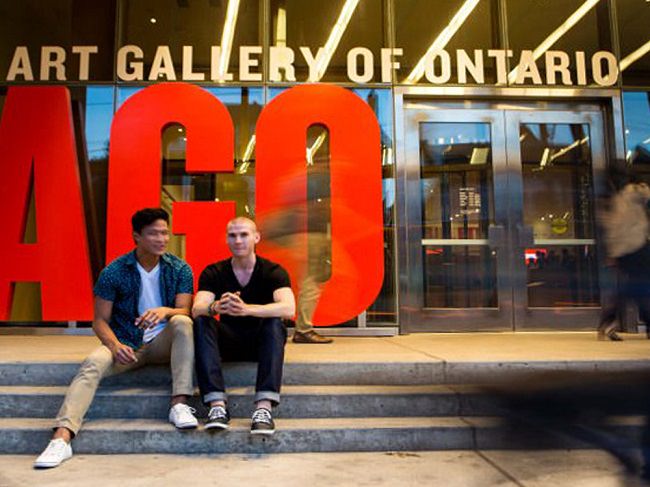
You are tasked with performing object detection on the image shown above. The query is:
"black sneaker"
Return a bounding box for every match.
[250,408,275,435]
[205,405,230,430]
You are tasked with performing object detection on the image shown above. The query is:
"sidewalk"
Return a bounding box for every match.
[0,450,637,487]
[1,331,649,364]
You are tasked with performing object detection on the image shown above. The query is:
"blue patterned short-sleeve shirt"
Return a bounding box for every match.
[94,250,193,349]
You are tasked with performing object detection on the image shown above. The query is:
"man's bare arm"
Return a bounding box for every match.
[222,287,295,319]
[135,293,193,328]
[92,296,137,364]
[192,290,217,318]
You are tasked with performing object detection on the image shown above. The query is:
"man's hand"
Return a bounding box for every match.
[109,342,137,365]
[217,292,249,316]
[134,307,170,329]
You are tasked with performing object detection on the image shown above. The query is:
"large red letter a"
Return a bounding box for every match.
[0,87,93,320]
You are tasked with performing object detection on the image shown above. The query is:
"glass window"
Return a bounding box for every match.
[617,0,650,87]
[394,0,502,85]
[0,0,116,82]
[622,91,650,174]
[269,0,387,83]
[505,0,613,87]
[418,122,498,308]
[117,0,261,83]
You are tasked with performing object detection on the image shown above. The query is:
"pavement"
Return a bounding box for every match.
[1,331,649,364]
[0,450,641,487]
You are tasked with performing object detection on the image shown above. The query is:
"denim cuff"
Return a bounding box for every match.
[254,391,280,405]
[204,391,228,404]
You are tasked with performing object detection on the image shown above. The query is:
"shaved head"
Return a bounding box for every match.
[226,217,257,232]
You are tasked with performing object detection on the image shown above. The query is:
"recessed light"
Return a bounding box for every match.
[150,17,157,24]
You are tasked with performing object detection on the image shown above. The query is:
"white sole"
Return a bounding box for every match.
[250,429,275,436]
[204,422,229,431]
[171,422,198,429]
[34,456,71,469]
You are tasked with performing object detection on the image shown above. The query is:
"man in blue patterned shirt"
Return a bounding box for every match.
[35,208,196,469]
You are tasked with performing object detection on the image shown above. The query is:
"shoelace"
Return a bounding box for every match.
[209,406,228,420]
[251,408,272,424]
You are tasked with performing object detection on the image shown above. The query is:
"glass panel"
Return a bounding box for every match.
[117,0,261,83]
[394,0,502,85]
[269,0,386,83]
[617,0,650,87]
[505,0,613,86]
[419,122,497,308]
[424,245,498,308]
[622,91,650,178]
[520,122,599,307]
[0,0,116,82]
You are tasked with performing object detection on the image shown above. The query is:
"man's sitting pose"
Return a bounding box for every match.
[192,217,295,435]
[34,208,197,468]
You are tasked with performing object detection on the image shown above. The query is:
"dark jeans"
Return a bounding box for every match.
[194,315,287,406]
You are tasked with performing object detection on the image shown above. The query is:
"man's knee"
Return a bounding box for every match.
[260,318,287,342]
[78,346,113,379]
[168,314,193,336]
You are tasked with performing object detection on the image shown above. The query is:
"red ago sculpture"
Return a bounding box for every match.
[0,83,384,326]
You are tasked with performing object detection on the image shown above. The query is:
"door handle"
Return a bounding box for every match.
[517,224,535,247]
[488,224,505,249]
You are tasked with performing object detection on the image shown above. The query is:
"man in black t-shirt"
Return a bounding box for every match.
[192,217,295,435]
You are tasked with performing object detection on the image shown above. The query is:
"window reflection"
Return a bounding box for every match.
[520,122,599,307]
[623,91,650,169]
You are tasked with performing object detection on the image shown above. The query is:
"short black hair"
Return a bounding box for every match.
[131,208,169,234]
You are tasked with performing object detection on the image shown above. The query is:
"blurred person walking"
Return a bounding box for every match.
[598,168,650,341]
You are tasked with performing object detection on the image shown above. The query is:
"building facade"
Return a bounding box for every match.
[1,0,649,334]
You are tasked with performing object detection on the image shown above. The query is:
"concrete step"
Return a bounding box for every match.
[3,360,649,387]
[0,385,501,419]
[2,416,642,455]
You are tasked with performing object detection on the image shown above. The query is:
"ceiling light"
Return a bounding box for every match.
[620,39,650,71]
[275,7,287,47]
[150,17,157,24]
[306,131,328,165]
[310,0,360,81]
[405,0,480,84]
[507,0,600,83]
[216,0,241,81]
[242,134,256,162]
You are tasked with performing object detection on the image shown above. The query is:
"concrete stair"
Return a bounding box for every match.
[0,361,645,454]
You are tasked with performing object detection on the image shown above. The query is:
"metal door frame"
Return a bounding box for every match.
[395,87,624,333]
[402,108,512,331]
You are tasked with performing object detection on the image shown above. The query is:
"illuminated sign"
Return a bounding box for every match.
[5,45,620,87]
[0,83,384,325]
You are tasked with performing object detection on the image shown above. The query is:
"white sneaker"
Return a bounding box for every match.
[34,439,72,468]
[169,403,198,429]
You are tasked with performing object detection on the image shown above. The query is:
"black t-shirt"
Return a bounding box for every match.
[198,255,291,325]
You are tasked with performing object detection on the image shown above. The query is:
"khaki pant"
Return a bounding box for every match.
[55,315,194,435]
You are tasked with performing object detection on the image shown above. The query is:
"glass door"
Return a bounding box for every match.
[401,106,606,332]
[506,111,605,329]
[402,109,512,331]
